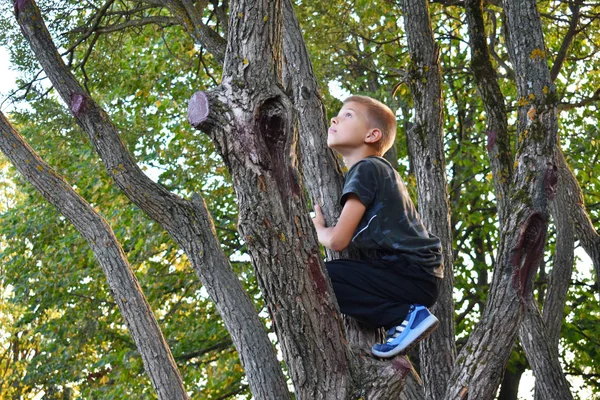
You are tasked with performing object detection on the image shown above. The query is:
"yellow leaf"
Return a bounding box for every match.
[529,48,545,61]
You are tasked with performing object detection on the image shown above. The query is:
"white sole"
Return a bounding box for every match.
[372,315,439,358]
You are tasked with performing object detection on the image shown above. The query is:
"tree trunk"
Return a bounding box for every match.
[189,0,420,397]
[465,1,574,397]
[464,0,512,226]
[190,0,354,397]
[519,298,573,400]
[13,1,290,398]
[281,0,382,350]
[399,2,456,399]
[444,0,558,397]
[0,113,188,400]
[555,148,600,292]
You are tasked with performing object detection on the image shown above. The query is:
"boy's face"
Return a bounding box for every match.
[327,102,374,152]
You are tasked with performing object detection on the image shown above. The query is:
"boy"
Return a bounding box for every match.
[312,95,443,358]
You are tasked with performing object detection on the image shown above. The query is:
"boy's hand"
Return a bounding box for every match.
[310,195,366,252]
[312,204,326,228]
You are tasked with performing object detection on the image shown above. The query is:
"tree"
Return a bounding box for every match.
[1,0,599,399]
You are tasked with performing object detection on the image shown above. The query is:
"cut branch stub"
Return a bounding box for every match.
[188,91,210,128]
[70,93,87,116]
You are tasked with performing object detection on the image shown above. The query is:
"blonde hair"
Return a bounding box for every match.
[343,95,397,155]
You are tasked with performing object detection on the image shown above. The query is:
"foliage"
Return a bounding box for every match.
[0,0,599,398]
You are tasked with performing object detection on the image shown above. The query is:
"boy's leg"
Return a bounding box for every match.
[325,259,438,329]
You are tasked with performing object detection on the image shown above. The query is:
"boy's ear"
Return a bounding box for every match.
[365,128,383,144]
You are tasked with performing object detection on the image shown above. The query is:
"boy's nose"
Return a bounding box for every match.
[330,116,338,125]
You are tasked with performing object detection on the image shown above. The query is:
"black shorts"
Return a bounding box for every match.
[326,258,440,329]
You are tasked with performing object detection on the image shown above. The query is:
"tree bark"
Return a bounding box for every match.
[281,0,347,258]
[189,0,420,397]
[399,2,456,399]
[13,1,290,399]
[465,0,513,226]
[526,147,577,400]
[555,148,600,292]
[0,113,188,400]
[190,0,354,397]
[519,298,573,400]
[465,2,575,398]
[281,0,383,352]
[444,0,558,397]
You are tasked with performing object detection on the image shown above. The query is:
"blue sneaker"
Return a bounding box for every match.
[371,305,439,358]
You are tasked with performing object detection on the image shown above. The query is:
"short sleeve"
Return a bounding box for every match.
[341,160,377,207]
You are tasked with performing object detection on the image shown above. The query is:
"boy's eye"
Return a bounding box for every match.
[345,112,352,117]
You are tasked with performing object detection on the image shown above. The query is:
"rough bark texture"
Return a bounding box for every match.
[466,1,577,397]
[0,113,188,400]
[528,147,576,400]
[400,374,425,400]
[13,1,290,399]
[555,148,600,292]
[281,0,344,221]
[519,298,573,400]
[465,0,513,226]
[188,1,419,397]
[399,2,456,399]
[444,0,558,398]
[281,0,382,352]
[191,1,354,397]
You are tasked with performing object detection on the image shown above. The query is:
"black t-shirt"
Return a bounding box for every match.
[341,156,444,278]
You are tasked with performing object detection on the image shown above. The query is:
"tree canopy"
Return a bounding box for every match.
[0,0,599,399]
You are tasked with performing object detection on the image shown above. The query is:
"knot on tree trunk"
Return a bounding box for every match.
[70,93,87,117]
[544,162,559,200]
[187,91,210,128]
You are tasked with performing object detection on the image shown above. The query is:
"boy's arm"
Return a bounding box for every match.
[312,194,366,252]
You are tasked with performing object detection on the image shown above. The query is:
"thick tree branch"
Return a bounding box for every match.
[518,146,579,400]
[399,2,457,399]
[155,0,227,63]
[279,3,414,396]
[189,1,362,397]
[444,0,559,397]
[550,1,582,82]
[465,0,512,226]
[519,298,573,400]
[13,2,289,399]
[556,148,600,292]
[0,112,188,400]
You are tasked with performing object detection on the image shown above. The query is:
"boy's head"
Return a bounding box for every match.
[328,95,397,156]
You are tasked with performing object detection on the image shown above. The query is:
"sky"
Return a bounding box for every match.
[0,46,19,112]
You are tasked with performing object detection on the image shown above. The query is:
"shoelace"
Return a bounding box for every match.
[386,320,409,343]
